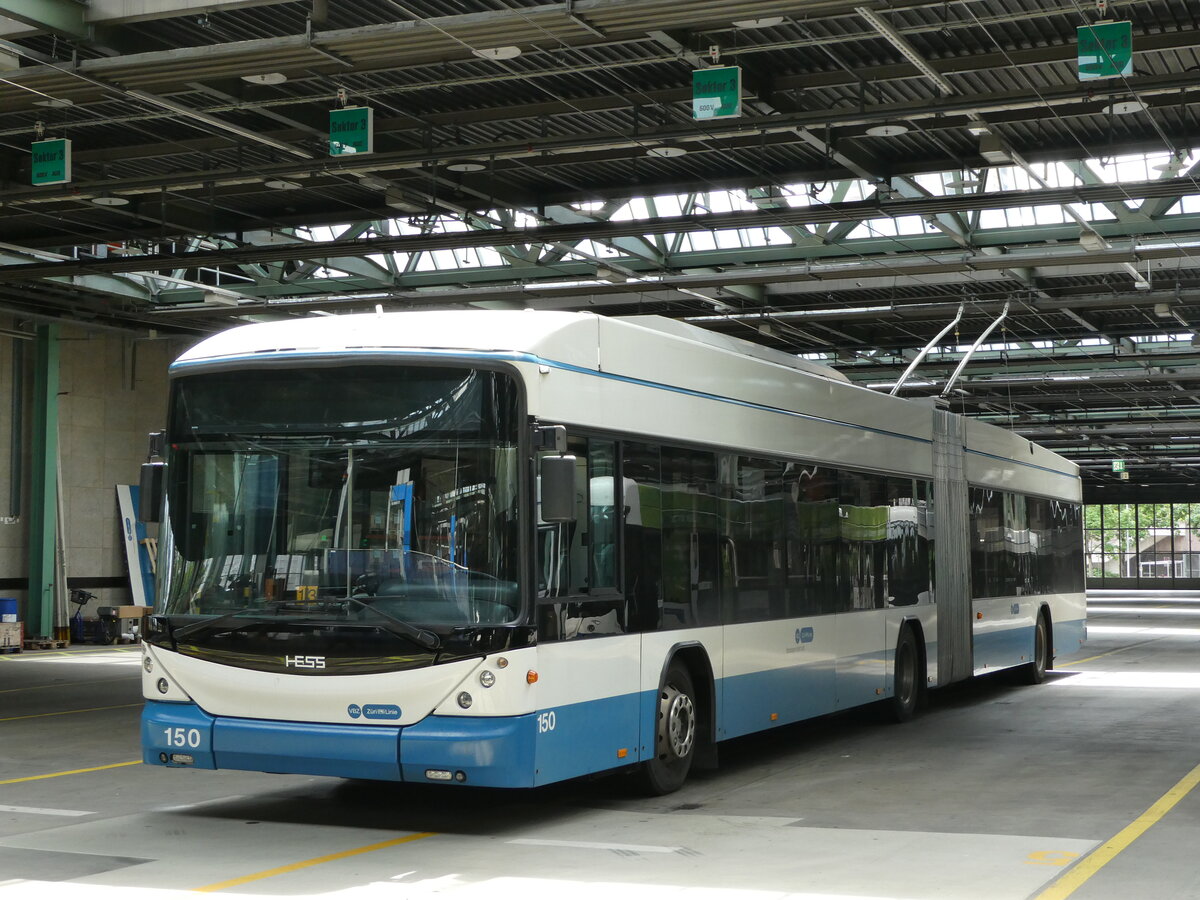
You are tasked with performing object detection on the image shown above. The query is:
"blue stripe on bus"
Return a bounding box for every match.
[532,692,642,785]
[965,447,1078,480]
[172,348,1082,479]
[400,713,536,787]
[973,622,1033,673]
[171,348,931,447]
[719,661,838,739]
[214,717,403,781]
[1054,617,1086,656]
[143,619,1082,786]
[142,701,402,780]
[141,700,216,769]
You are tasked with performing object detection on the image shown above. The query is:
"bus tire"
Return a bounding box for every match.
[639,661,697,795]
[889,626,922,723]
[1019,611,1050,685]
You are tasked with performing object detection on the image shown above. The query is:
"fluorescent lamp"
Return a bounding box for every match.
[732,16,785,28]
[646,145,687,158]
[1103,99,1148,115]
[242,73,287,85]
[472,46,521,60]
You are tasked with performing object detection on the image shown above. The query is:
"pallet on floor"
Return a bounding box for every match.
[22,638,68,650]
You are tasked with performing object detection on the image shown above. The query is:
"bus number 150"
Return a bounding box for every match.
[537,711,556,733]
[163,727,201,748]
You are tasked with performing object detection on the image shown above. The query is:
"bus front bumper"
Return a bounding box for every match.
[141,701,536,787]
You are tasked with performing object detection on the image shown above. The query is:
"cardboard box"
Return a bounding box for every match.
[0,621,22,648]
[97,606,153,619]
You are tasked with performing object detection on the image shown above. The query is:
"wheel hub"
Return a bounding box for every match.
[660,685,695,759]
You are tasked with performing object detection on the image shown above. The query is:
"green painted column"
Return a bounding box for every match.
[26,324,59,640]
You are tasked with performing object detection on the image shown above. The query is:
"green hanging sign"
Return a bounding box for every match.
[692,66,741,120]
[1077,21,1133,81]
[31,138,71,185]
[1111,460,1126,473]
[329,106,374,156]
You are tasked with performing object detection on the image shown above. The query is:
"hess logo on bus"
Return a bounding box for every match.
[285,655,326,669]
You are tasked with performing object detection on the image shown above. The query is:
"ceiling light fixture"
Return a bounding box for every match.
[865,123,909,137]
[1103,99,1148,115]
[32,97,73,108]
[241,73,288,85]
[472,46,521,60]
[732,16,785,28]
[91,194,130,207]
[445,160,487,172]
[646,145,687,158]
[966,122,991,136]
[264,179,303,190]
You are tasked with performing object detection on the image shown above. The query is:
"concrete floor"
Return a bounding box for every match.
[0,592,1197,900]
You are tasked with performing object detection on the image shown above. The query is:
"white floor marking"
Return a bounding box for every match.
[508,838,683,853]
[0,805,94,817]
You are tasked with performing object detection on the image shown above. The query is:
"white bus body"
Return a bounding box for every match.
[141,311,1084,790]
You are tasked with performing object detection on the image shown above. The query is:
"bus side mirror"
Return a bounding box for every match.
[540,455,577,523]
[140,462,165,523]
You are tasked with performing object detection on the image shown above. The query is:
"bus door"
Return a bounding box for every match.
[533,435,639,784]
[834,472,889,709]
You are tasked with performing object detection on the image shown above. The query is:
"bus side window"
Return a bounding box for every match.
[623,442,662,631]
[537,436,623,641]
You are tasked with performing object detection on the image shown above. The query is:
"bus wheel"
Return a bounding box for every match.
[1019,612,1050,685]
[639,662,697,795]
[889,627,921,723]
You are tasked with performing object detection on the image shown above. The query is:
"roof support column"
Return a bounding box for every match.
[26,323,59,641]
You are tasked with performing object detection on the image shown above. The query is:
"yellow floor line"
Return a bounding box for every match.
[0,703,142,723]
[1060,637,1161,668]
[0,646,141,660]
[0,676,138,694]
[1034,761,1200,900]
[194,832,438,893]
[0,760,141,785]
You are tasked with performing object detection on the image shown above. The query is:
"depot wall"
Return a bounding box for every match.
[0,322,187,623]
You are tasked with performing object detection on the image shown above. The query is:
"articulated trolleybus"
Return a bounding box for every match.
[140,310,1085,793]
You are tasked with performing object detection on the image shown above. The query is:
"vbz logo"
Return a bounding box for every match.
[285,655,326,669]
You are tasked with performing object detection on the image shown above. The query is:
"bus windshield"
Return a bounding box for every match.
[158,364,522,635]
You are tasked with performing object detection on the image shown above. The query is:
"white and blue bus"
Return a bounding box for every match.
[140,311,1085,793]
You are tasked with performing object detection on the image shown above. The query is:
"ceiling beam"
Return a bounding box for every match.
[0,0,86,38]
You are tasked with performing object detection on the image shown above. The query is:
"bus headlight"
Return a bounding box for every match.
[156,678,170,694]
[143,655,154,673]
[457,691,473,709]
[479,670,495,688]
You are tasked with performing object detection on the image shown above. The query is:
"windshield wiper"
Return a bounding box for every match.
[170,608,283,642]
[165,600,441,652]
[344,597,441,650]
